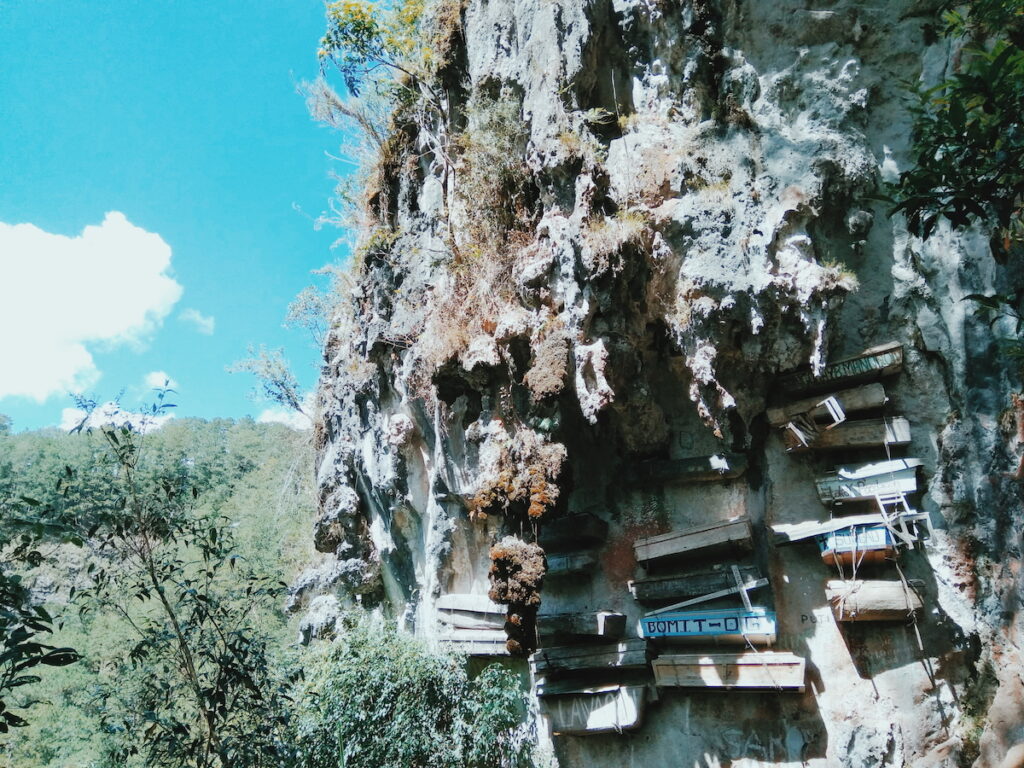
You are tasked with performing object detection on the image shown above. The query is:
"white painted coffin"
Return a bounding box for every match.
[540,684,649,735]
[652,652,806,691]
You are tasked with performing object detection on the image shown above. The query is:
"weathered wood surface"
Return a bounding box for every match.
[777,341,903,395]
[652,652,806,691]
[785,417,911,453]
[436,611,505,630]
[435,594,504,614]
[538,611,627,641]
[767,383,888,427]
[630,565,761,604]
[826,579,924,621]
[540,684,649,735]
[634,516,752,565]
[646,577,770,616]
[815,458,922,505]
[540,513,608,552]
[818,525,896,567]
[640,608,776,645]
[634,453,747,485]
[547,551,599,578]
[531,639,649,676]
[437,629,508,656]
[772,512,888,544]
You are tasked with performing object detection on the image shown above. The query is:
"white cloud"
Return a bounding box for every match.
[257,406,312,431]
[179,308,215,335]
[144,370,179,390]
[60,401,173,433]
[0,212,183,402]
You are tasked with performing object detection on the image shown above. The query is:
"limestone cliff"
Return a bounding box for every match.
[306,1,1024,765]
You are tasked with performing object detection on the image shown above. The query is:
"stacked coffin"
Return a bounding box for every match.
[771,341,928,622]
[629,518,806,692]
[435,594,509,656]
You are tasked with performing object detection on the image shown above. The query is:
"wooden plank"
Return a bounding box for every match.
[538,611,627,641]
[785,417,911,452]
[772,512,888,545]
[634,516,752,565]
[777,341,903,395]
[437,628,508,656]
[767,383,888,427]
[815,458,922,505]
[630,565,761,604]
[639,608,776,645]
[652,652,806,691]
[825,580,924,621]
[540,513,608,552]
[540,685,648,735]
[531,639,649,676]
[547,551,599,578]
[645,578,769,616]
[635,453,747,485]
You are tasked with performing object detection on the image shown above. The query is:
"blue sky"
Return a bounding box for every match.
[0,1,351,431]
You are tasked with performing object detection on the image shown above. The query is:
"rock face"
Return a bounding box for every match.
[311,0,1024,765]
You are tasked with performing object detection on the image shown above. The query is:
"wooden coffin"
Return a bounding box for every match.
[635,453,747,485]
[767,383,888,427]
[634,516,752,566]
[436,594,505,630]
[540,684,649,735]
[538,611,627,642]
[639,608,776,645]
[652,652,806,691]
[437,628,508,656]
[826,579,924,621]
[785,417,911,453]
[547,551,599,578]
[815,458,922,505]
[540,513,608,552]
[630,565,761,604]
[818,525,897,567]
[777,341,903,395]
[773,512,890,544]
[531,639,649,677]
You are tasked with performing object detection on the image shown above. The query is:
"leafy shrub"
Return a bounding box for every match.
[292,615,534,768]
[893,1,1024,253]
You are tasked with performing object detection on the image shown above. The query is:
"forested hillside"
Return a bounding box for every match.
[0,417,316,767]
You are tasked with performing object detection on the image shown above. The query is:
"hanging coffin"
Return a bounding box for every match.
[825,579,924,621]
[634,516,753,566]
[531,639,650,677]
[629,565,762,604]
[639,608,776,645]
[815,458,922,505]
[435,594,506,630]
[540,513,608,552]
[652,652,806,691]
[546,551,599,578]
[538,611,627,642]
[817,524,896,567]
[437,628,509,656]
[777,341,903,395]
[539,684,650,735]
[785,417,912,453]
[767,383,888,427]
[634,452,748,484]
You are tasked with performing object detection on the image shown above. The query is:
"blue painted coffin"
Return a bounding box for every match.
[817,524,896,567]
[639,608,776,645]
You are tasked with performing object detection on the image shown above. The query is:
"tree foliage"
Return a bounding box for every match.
[292,615,534,768]
[893,0,1024,254]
